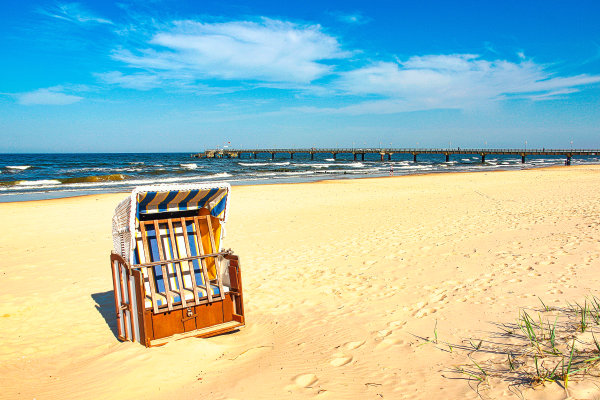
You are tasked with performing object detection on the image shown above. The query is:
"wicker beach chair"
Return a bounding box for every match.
[109,183,245,347]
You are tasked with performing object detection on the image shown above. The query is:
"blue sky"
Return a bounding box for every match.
[1,0,599,152]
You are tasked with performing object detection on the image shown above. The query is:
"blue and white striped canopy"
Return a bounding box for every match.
[134,183,230,220]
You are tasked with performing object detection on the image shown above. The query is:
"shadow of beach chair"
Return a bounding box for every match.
[109,183,245,347]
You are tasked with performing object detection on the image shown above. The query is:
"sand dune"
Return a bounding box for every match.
[1,166,600,399]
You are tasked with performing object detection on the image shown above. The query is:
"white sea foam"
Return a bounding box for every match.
[17,179,61,186]
[396,164,433,170]
[205,172,232,179]
[308,163,336,169]
[180,163,199,170]
[348,162,365,168]
[238,162,290,166]
[6,165,32,170]
[69,167,140,173]
[281,171,315,176]
[315,168,379,174]
[248,172,277,177]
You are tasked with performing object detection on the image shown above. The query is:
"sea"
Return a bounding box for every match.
[1,152,599,202]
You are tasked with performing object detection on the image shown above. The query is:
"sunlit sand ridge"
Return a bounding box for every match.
[1,165,599,399]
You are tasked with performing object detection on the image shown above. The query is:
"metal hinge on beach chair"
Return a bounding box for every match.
[109,183,245,347]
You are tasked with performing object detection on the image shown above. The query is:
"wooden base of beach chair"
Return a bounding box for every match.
[141,290,245,347]
[148,320,244,347]
[111,252,245,347]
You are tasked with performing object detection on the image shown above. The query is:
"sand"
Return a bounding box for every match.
[1,165,600,399]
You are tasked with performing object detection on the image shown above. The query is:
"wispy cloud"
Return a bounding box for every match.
[106,18,348,86]
[39,2,113,25]
[94,71,241,94]
[331,54,600,114]
[16,86,83,105]
[94,71,161,90]
[329,11,371,25]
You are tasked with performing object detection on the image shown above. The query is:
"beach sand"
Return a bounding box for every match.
[1,165,600,399]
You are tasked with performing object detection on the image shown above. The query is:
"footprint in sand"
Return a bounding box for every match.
[330,354,353,366]
[376,329,392,337]
[387,320,406,329]
[377,336,406,349]
[294,374,318,388]
[414,307,436,318]
[383,337,405,345]
[344,340,365,350]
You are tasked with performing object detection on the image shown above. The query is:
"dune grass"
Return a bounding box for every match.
[422,296,600,397]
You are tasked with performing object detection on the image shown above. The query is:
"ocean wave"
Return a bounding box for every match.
[306,163,335,169]
[143,169,173,176]
[238,162,290,167]
[315,169,352,174]
[280,171,316,176]
[5,165,32,171]
[205,172,232,179]
[127,173,232,184]
[60,174,128,184]
[247,172,278,177]
[396,164,434,170]
[17,179,61,186]
[63,167,141,174]
[180,163,201,170]
[349,168,383,173]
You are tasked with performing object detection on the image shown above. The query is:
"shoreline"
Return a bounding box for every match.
[0,163,592,204]
[2,164,600,399]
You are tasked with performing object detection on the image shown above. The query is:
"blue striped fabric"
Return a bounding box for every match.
[137,188,228,219]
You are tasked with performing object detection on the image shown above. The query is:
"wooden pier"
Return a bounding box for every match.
[193,148,599,165]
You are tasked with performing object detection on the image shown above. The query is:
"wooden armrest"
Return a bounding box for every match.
[110,252,129,268]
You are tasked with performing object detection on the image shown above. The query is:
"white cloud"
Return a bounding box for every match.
[17,87,83,105]
[330,11,371,25]
[95,70,241,94]
[333,54,600,113]
[40,3,113,25]
[95,71,161,90]
[110,18,348,84]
